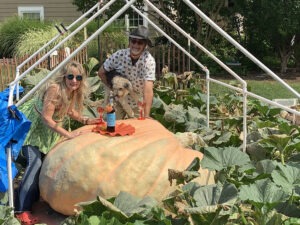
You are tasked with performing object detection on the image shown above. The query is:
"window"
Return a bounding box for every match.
[18,6,44,21]
[129,13,143,28]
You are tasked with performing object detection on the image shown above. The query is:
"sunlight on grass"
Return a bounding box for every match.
[210,79,300,100]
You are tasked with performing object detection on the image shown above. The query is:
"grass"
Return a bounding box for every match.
[210,79,300,100]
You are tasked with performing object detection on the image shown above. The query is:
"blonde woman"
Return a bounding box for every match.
[20,61,100,154]
[15,61,101,224]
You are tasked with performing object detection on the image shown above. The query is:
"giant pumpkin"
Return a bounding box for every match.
[39,119,214,215]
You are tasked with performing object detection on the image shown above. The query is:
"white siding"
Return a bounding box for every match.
[0,0,82,24]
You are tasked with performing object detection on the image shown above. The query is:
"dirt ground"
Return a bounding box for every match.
[31,200,68,225]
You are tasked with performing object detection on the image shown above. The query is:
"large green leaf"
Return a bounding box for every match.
[247,142,267,161]
[21,68,50,90]
[183,183,236,224]
[185,183,238,209]
[199,127,221,143]
[255,159,279,175]
[86,76,101,93]
[271,163,300,196]
[201,147,251,171]
[163,104,186,124]
[239,179,289,207]
[77,192,171,224]
[83,57,99,76]
[78,196,127,220]
[152,95,168,111]
[278,122,300,137]
[113,192,158,218]
[163,182,237,224]
[285,138,300,153]
[185,106,207,131]
[276,201,300,218]
[212,131,232,145]
[260,134,291,151]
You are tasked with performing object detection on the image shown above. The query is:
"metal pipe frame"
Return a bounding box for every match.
[14,3,101,102]
[5,0,300,211]
[8,0,118,106]
[16,0,136,107]
[140,1,248,151]
[183,0,300,99]
[131,6,207,70]
[6,0,136,212]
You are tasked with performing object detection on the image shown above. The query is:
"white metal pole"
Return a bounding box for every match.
[143,1,149,27]
[125,14,129,31]
[13,3,101,102]
[16,0,137,107]
[8,0,118,107]
[242,85,247,152]
[209,78,300,116]
[131,5,207,71]
[143,0,246,85]
[140,1,248,149]
[10,0,117,87]
[188,33,191,71]
[6,144,14,212]
[7,0,131,213]
[205,69,210,128]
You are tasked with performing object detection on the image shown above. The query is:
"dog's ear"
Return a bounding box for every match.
[123,81,132,90]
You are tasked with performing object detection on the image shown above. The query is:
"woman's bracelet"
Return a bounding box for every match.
[82,117,89,125]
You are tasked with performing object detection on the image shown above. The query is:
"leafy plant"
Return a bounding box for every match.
[163,182,238,224]
[0,205,20,224]
[7,67,300,224]
[14,26,78,57]
[69,192,173,225]
[0,16,53,58]
[239,178,289,225]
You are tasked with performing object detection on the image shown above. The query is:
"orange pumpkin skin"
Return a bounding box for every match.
[39,119,214,215]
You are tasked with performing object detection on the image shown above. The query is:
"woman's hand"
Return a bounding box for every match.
[66,131,82,139]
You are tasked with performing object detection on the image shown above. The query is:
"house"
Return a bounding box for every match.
[0,0,82,24]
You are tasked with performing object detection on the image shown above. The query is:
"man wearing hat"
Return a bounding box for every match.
[98,25,156,119]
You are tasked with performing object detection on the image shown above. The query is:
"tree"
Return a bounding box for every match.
[72,0,143,20]
[72,0,300,74]
[72,0,97,13]
[151,0,234,66]
[234,0,300,73]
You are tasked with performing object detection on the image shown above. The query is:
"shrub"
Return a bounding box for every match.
[0,16,52,57]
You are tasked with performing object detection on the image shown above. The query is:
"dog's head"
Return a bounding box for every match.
[111,76,133,98]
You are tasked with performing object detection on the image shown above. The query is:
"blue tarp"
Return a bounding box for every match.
[0,87,31,192]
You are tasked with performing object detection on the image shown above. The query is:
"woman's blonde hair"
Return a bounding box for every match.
[40,61,89,119]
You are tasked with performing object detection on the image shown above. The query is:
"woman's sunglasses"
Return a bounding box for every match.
[130,38,145,45]
[66,74,83,81]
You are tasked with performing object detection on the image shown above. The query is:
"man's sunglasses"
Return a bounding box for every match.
[66,74,83,81]
[130,38,145,45]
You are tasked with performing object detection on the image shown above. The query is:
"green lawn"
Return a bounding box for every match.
[210,79,300,100]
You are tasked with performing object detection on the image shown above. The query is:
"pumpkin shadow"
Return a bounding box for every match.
[31,199,67,225]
